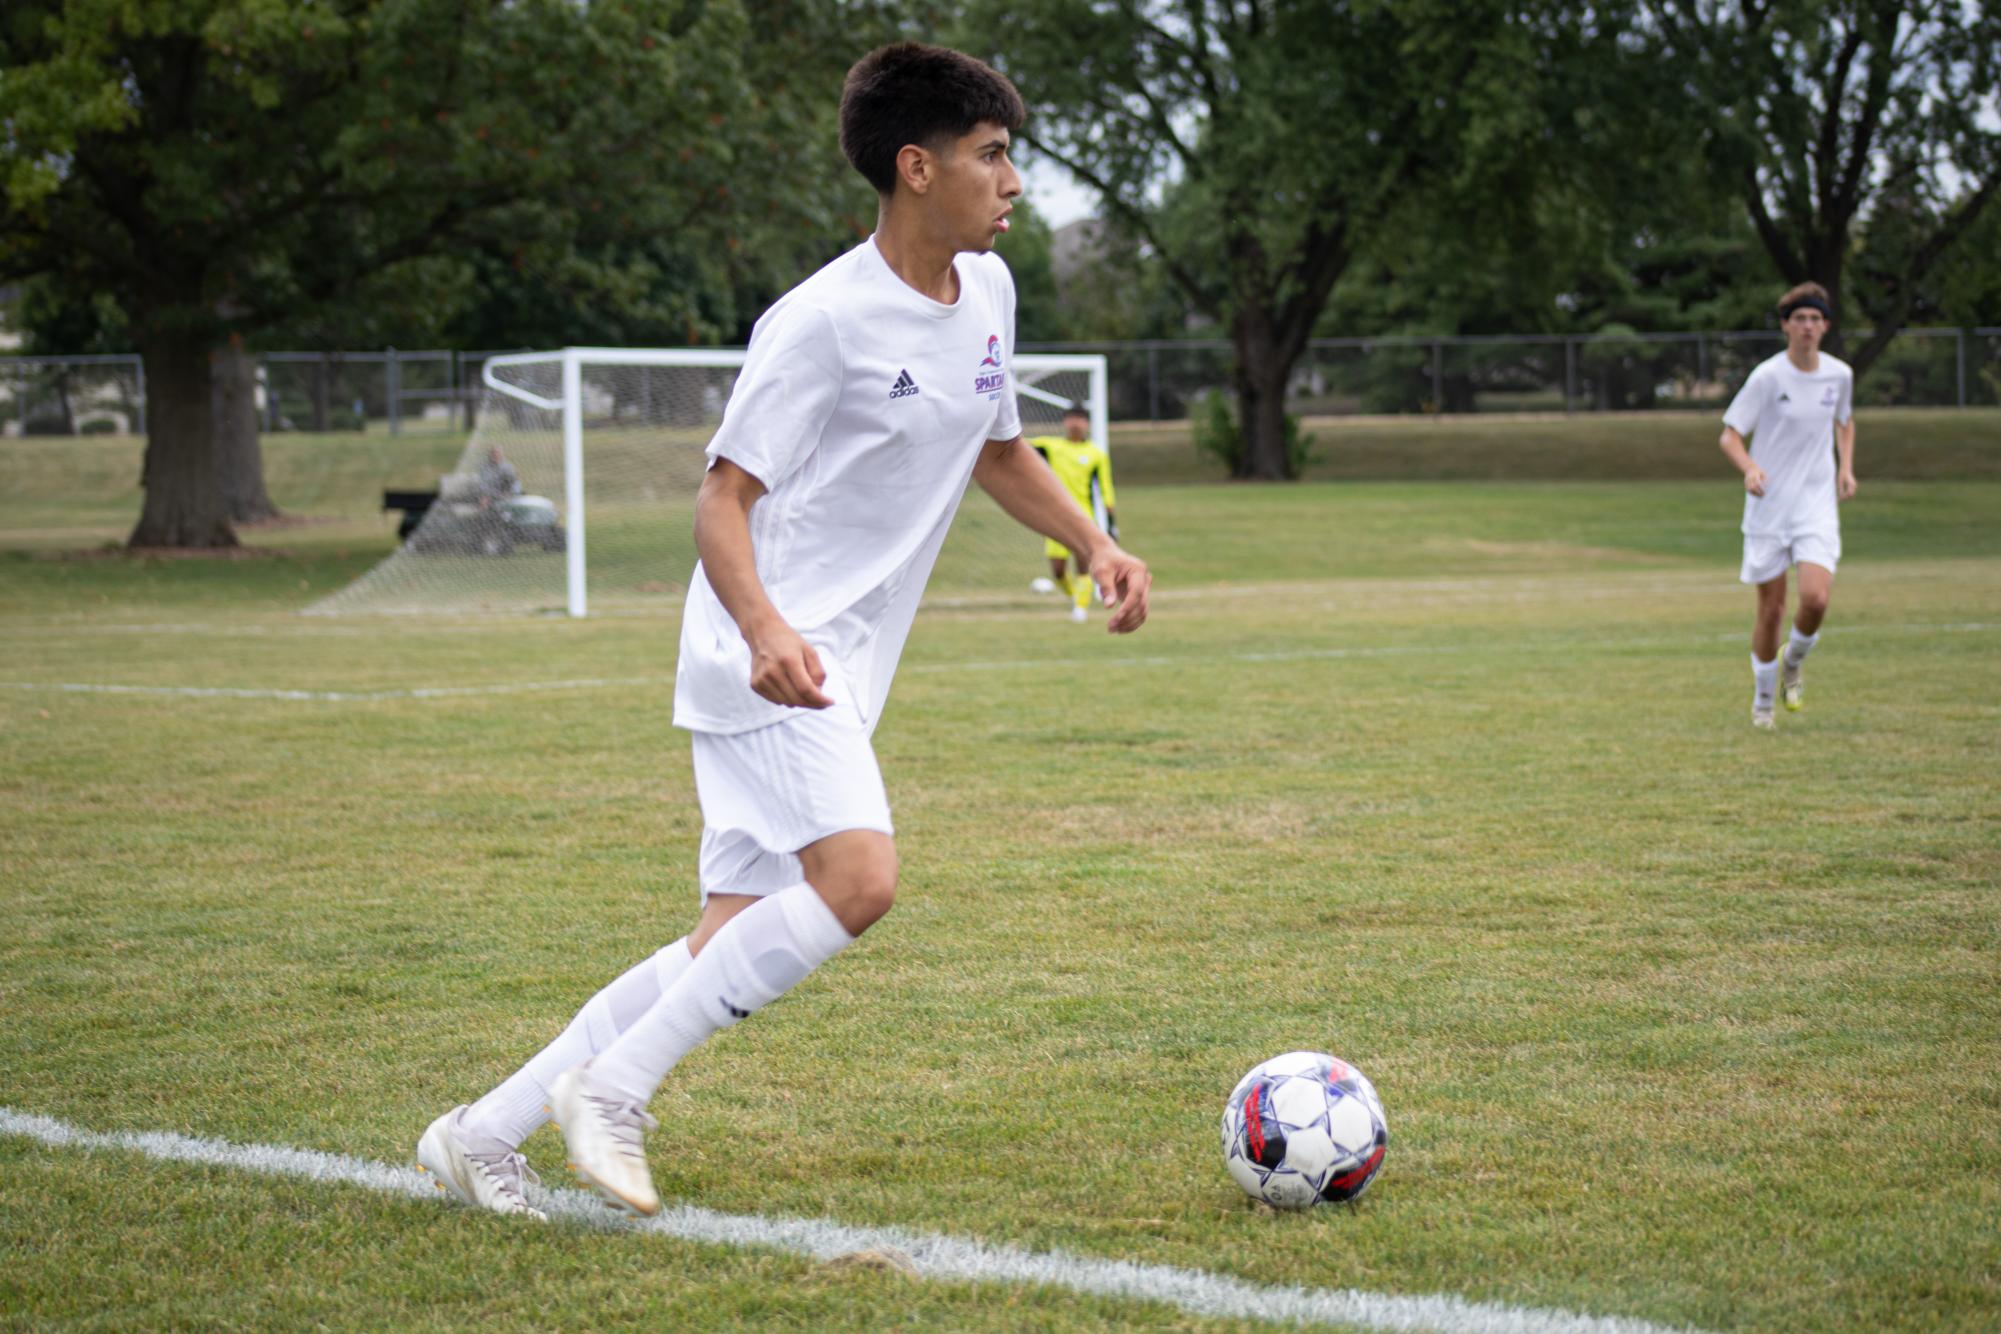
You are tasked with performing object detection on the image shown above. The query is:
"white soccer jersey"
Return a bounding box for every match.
[1722,350,1852,538]
[673,236,1022,735]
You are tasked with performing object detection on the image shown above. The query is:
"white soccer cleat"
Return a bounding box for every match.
[547,1065,661,1216]
[1752,703,1776,730]
[1069,605,1088,623]
[1781,658,1805,712]
[415,1106,547,1220]
[1030,577,1058,595]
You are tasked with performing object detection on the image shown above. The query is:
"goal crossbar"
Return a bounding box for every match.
[484,347,1110,618]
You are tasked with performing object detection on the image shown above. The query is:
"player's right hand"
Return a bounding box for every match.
[1089,545,1152,634]
[747,622,833,709]
[1743,465,1767,497]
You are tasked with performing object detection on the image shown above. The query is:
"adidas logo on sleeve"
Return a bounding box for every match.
[888,369,920,400]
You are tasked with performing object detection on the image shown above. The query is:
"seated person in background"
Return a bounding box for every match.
[477,447,521,508]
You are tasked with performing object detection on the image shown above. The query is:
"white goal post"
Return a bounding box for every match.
[306,346,1108,619]
[479,346,1111,619]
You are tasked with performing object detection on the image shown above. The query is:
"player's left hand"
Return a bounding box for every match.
[1089,545,1151,634]
[1837,470,1857,501]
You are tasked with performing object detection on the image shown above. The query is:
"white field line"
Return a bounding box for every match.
[0,1107,1696,1334]
[1,620,1995,705]
[0,677,666,702]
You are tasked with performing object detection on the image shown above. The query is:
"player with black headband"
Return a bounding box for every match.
[1719,282,1859,729]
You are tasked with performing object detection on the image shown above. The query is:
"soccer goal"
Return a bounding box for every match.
[306,347,1108,618]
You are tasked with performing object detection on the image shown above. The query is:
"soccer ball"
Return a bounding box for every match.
[1221,1051,1388,1209]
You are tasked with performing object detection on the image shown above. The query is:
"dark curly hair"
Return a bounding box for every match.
[839,43,1025,196]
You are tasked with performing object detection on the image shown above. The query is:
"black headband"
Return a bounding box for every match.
[1780,295,1831,322]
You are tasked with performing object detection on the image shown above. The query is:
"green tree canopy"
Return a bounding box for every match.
[982,0,1606,478]
[0,0,761,547]
[1644,0,2001,372]
[442,0,891,352]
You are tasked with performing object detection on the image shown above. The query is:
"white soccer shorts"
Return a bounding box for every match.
[689,700,893,903]
[1740,529,1840,585]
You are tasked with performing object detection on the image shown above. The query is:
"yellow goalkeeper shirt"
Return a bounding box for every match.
[1028,436,1116,528]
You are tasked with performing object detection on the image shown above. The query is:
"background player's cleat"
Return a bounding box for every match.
[1030,576,1057,594]
[548,1065,661,1216]
[415,1106,547,1220]
[1781,659,1805,712]
[1069,605,1088,623]
[1752,703,1776,729]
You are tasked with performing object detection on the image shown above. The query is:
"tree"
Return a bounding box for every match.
[1,0,755,547]
[1312,23,1777,413]
[983,0,1557,477]
[1853,182,2001,328]
[1324,5,1771,342]
[1645,0,2001,374]
[443,0,893,353]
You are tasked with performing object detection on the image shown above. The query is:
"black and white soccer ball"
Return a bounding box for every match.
[1221,1050,1388,1209]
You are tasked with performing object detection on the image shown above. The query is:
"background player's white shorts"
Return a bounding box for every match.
[1740,529,1840,585]
[689,702,892,903]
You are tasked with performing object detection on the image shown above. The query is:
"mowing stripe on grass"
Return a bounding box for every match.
[0,1106,1694,1334]
[931,619,1998,674]
[3,621,1993,705]
[0,563,1977,638]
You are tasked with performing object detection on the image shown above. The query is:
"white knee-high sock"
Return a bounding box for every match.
[1752,653,1779,707]
[1785,626,1819,666]
[591,884,854,1106]
[462,938,694,1147]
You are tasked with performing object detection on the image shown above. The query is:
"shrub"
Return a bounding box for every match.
[1190,387,1318,477]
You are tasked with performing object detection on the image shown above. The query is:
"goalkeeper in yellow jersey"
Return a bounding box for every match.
[1028,402,1117,622]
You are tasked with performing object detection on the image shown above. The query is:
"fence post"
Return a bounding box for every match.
[1430,341,1442,412]
[310,355,328,432]
[387,346,401,436]
[1957,329,1967,408]
[134,355,147,437]
[562,351,587,618]
[1564,339,1577,414]
[1697,333,1708,389]
[1147,345,1160,422]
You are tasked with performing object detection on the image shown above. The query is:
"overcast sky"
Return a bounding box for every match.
[1019,150,1097,229]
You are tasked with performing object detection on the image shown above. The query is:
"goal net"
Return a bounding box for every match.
[306,348,1108,617]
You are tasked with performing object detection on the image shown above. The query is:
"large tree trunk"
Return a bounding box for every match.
[213,337,279,523]
[1808,239,1850,365]
[130,336,238,549]
[1232,307,1297,481]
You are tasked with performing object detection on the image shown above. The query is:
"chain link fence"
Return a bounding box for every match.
[0,349,525,438]
[3,330,1997,437]
[1028,327,2001,422]
[0,354,147,436]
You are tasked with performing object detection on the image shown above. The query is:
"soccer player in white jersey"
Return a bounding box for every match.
[415,43,1152,1218]
[1718,281,1858,729]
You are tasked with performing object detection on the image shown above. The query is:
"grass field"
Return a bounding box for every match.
[2,416,1998,1329]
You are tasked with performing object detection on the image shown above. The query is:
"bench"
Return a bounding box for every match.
[383,489,438,541]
